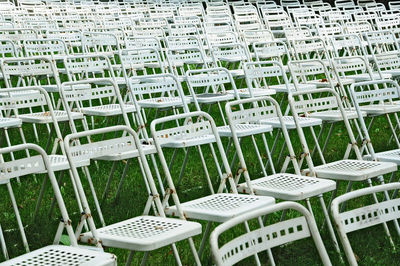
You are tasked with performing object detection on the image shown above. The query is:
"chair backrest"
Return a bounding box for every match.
[23,38,69,57]
[0,56,60,90]
[331,183,400,266]
[210,201,331,266]
[63,54,115,82]
[0,143,78,252]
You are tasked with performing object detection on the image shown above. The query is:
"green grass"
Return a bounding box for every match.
[1,89,400,266]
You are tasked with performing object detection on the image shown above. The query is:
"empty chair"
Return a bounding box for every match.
[210,202,331,266]
[63,125,202,265]
[331,183,400,266]
[0,143,116,265]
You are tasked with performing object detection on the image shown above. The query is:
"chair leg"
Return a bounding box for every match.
[318,195,343,262]
[101,161,118,205]
[7,182,29,253]
[0,224,8,260]
[125,250,134,266]
[198,221,212,258]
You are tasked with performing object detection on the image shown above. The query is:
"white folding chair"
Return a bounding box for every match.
[210,202,331,266]
[150,111,276,261]
[331,183,400,266]
[0,143,116,265]
[64,125,202,265]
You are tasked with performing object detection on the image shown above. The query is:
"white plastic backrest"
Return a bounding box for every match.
[244,64,283,79]
[23,39,67,55]
[132,25,164,38]
[352,84,399,104]
[242,30,274,44]
[120,49,160,67]
[354,10,378,21]
[65,57,109,73]
[46,30,82,44]
[82,32,118,47]
[217,216,310,266]
[0,92,46,109]
[284,27,312,41]
[317,23,343,37]
[167,48,204,65]
[2,60,54,77]
[290,62,325,76]
[186,70,230,87]
[125,36,160,50]
[292,95,339,114]
[0,155,45,180]
[207,31,237,45]
[0,40,16,56]
[340,198,400,233]
[365,31,397,46]
[68,135,135,162]
[168,23,198,36]
[212,44,248,61]
[129,77,177,95]
[375,53,400,68]
[229,103,276,124]
[153,119,214,145]
[330,34,363,51]
[174,16,201,26]
[292,39,325,54]
[333,57,366,73]
[166,36,201,50]
[0,29,37,42]
[376,17,400,29]
[253,42,288,58]
[345,21,372,34]
[62,85,115,102]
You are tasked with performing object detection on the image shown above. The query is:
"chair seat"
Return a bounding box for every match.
[227,88,276,98]
[19,110,84,124]
[307,78,354,88]
[194,93,235,104]
[305,160,397,181]
[138,96,191,109]
[0,90,39,98]
[161,133,216,148]
[308,109,367,121]
[363,149,400,165]
[228,69,245,77]
[218,123,273,138]
[360,104,400,115]
[237,173,336,201]
[165,193,275,223]
[269,83,316,93]
[96,143,156,161]
[0,117,22,128]
[1,245,116,266]
[260,116,322,129]
[80,104,136,116]
[79,216,202,251]
[346,72,392,82]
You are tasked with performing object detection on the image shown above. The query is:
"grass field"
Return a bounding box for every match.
[1,91,400,266]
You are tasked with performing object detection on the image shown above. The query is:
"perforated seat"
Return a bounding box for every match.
[308,109,367,121]
[1,245,117,266]
[269,83,316,92]
[96,143,156,161]
[194,93,235,104]
[79,216,202,251]
[346,72,392,82]
[161,133,216,148]
[304,160,397,181]
[19,110,84,123]
[363,149,400,164]
[359,104,400,115]
[217,123,273,138]
[0,117,22,128]
[138,96,191,109]
[237,173,336,201]
[79,104,136,116]
[165,193,275,223]
[307,78,354,88]
[226,88,276,98]
[260,116,322,129]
